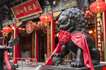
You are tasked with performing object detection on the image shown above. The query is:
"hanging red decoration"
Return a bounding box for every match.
[90,0,106,13]
[37,21,44,27]
[40,15,52,23]
[2,26,13,37]
[26,21,35,34]
[2,26,12,33]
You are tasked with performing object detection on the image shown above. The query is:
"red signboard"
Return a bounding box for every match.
[11,0,42,19]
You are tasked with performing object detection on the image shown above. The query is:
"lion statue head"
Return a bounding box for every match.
[57,8,88,33]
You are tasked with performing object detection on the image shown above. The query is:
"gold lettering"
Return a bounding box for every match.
[27,5,33,11]
[20,10,24,14]
[33,3,38,7]
[32,3,36,8]
[13,0,41,16]
[24,7,27,12]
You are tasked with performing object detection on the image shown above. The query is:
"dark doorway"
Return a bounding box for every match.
[19,33,32,58]
[37,30,47,62]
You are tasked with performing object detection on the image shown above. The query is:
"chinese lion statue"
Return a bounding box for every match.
[45,8,100,70]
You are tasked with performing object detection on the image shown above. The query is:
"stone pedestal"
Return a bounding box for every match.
[40,64,105,70]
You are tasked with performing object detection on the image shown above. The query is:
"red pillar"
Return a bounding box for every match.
[13,26,21,64]
[51,17,55,52]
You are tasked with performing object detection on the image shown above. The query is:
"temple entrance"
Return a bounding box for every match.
[19,32,34,59]
[37,30,47,62]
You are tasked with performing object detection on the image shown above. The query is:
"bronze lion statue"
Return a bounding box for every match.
[51,8,100,70]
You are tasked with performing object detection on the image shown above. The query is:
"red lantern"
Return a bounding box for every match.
[40,15,52,23]
[26,21,35,34]
[90,0,106,13]
[2,26,12,37]
[2,26,12,33]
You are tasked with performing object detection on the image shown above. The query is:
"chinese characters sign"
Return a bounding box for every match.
[11,0,42,19]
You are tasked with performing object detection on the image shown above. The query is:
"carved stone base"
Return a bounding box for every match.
[40,64,105,70]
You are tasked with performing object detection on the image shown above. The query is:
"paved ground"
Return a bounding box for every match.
[16,61,43,70]
[16,67,36,70]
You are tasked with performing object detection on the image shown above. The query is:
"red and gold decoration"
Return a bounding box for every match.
[90,0,106,13]
[90,0,106,60]
[40,15,52,24]
[40,15,52,58]
[39,14,55,59]
[26,21,35,34]
[11,0,42,19]
[2,26,13,37]
[39,15,53,30]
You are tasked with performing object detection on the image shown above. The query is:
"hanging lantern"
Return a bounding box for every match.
[2,26,13,37]
[26,21,35,34]
[2,26,12,33]
[90,0,106,13]
[40,15,52,25]
[37,21,44,28]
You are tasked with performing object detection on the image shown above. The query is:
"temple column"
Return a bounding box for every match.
[103,9,106,61]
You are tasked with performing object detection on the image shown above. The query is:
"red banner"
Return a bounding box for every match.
[11,0,42,19]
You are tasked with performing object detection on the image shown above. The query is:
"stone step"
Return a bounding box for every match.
[38,64,105,70]
[17,61,36,67]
